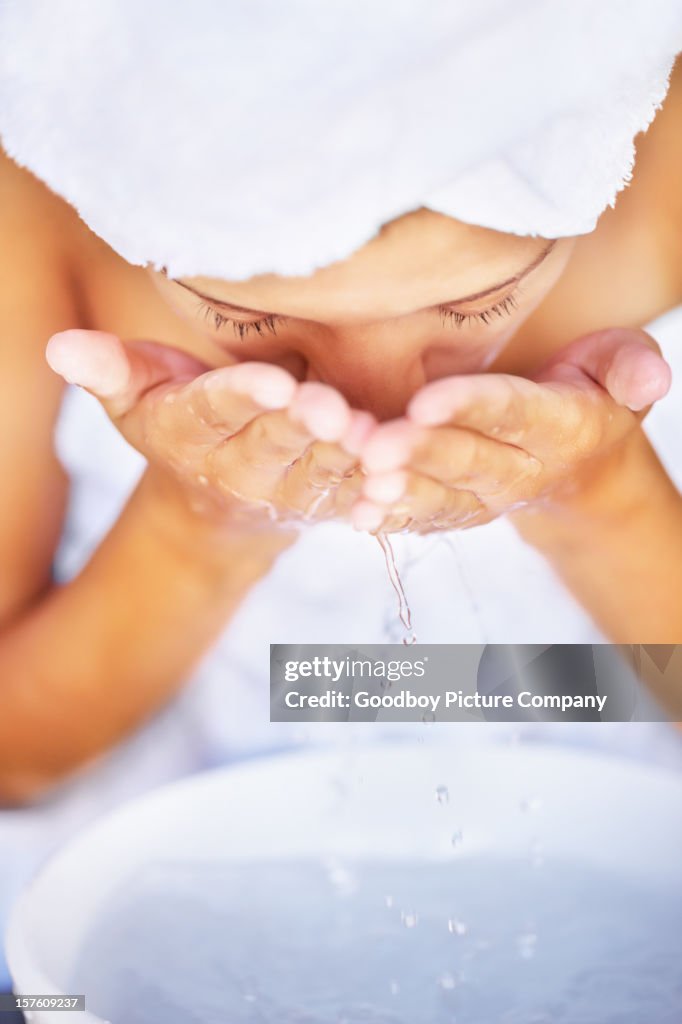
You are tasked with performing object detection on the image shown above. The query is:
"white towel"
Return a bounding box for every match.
[1,0,681,279]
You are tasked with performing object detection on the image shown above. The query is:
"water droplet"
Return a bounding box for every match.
[324,859,357,897]
[435,784,449,804]
[400,910,419,929]
[448,918,468,936]
[439,971,457,991]
[516,931,537,960]
[389,980,400,996]
[450,829,464,848]
[385,895,394,909]
[519,797,543,814]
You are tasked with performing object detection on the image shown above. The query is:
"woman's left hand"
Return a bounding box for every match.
[352,328,672,534]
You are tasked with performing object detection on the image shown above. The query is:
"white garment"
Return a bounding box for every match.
[0,308,681,990]
[1,2,681,279]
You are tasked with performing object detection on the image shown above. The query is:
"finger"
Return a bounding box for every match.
[361,420,427,473]
[364,470,483,526]
[340,409,377,456]
[407,372,616,460]
[353,470,483,534]
[169,361,297,442]
[407,373,560,448]
[208,384,354,503]
[209,407,314,499]
[351,498,406,534]
[331,470,366,518]
[407,427,541,497]
[537,327,672,412]
[46,330,208,417]
[279,441,359,517]
[288,381,352,442]
[361,417,540,496]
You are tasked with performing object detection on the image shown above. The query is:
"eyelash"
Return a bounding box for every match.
[197,290,519,337]
[439,292,518,329]
[197,300,284,339]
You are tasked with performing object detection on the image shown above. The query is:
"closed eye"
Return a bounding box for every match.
[195,290,520,337]
[438,291,519,329]
[195,299,286,338]
[175,240,554,337]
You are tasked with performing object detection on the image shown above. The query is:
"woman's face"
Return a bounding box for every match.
[151,209,573,420]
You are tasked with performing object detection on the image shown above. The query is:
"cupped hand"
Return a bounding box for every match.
[352,328,672,534]
[46,331,375,531]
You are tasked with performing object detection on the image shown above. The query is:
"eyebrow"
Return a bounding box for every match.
[170,241,556,317]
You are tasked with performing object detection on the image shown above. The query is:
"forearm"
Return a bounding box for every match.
[0,468,294,800]
[511,429,682,643]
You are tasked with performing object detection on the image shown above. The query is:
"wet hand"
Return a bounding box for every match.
[46,331,374,532]
[352,328,672,534]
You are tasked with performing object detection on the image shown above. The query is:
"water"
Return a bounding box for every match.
[376,534,416,644]
[70,858,682,1023]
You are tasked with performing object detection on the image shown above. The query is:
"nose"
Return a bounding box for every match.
[302,327,427,420]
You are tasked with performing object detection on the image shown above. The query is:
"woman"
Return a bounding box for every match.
[0,7,680,802]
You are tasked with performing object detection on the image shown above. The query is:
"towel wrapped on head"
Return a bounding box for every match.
[1,0,681,280]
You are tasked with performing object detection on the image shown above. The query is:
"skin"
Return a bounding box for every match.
[46,229,668,539]
[47,228,580,532]
[1,63,682,800]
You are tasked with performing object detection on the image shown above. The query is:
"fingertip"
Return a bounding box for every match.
[290,382,352,441]
[607,347,672,411]
[351,499,385,533]
[363,470,408,504]
[46,330,129,397]
[625,369,672,411]
[362,421,422,473]
[217,362,297,409]
[407,378,464,425]
[341,410,377,456]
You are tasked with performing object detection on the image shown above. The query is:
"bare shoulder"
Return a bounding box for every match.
[632,57,682,294]
[0,148,88,293]
[507,60,682,371]
[0,151,85,620]
[0,149,80,429]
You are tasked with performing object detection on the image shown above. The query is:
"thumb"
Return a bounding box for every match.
[538,327,672,413]
[46,330,208,417]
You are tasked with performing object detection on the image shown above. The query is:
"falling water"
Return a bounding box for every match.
[376,532,417,644]
[303,487,331,521]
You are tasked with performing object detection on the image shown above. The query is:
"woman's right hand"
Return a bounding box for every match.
[46,330,374,533]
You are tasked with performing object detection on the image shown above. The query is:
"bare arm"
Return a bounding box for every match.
[0,176,289,800]
[512,429,682,651]
[0,466,291,803]
[0,157,363,804]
